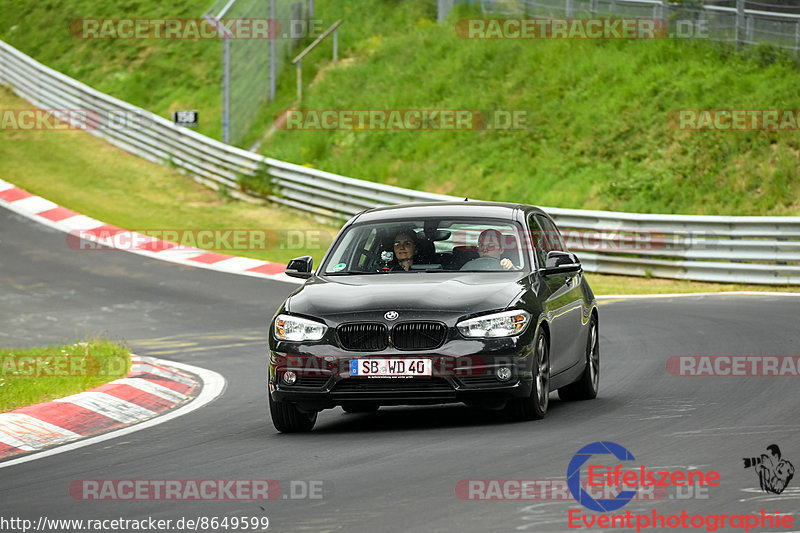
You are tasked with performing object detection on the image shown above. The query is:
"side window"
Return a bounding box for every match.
[535,215,566,253]
[528,214,548,268]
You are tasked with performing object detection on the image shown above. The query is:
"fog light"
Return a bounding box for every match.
[282,371,297,385]
[496,367,512,381]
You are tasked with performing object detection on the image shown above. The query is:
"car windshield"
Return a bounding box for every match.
[321,218,530,274]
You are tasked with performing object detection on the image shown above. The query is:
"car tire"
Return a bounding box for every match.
[342,404,380,413]
[558,315,599,401]
[506,327,549,421]
[269,394,317,432]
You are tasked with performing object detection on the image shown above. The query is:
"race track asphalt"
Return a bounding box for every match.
[2,207,799,533]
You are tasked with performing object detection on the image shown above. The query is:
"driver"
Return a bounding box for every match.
[389,229,418,271]
[461,229,515,271]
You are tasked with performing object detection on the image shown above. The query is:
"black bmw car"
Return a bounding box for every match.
[268,202,599,432]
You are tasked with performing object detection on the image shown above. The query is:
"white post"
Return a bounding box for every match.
[735,0,745,49]
[269,0,277,101]
[796,21,800,55]
[296,60,302,103]
[333,27,338,62]
[222,38,230,144]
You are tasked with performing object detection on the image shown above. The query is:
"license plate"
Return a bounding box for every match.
[350,358,432,377]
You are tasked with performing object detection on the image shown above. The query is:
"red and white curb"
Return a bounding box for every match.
[0,179,301,285]
[0,355,225,467]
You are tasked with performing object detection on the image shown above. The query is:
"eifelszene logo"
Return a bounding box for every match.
[567,441,637,512]
[567,441,721,513]
[743,444,795,495]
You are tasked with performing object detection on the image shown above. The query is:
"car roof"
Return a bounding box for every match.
[352,201,548,224]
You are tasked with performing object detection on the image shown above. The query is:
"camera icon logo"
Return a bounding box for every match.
[743,444,795,495]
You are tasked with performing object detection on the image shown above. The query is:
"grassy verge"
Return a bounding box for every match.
[3,0,799,216]
[0,86,337,266]
[2,86,798,295]
[0,0,222,139]
[585,273,799,295]
[0,338,131,412]
[259,3,800,216]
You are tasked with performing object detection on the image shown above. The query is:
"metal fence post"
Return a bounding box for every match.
[610,0,616,14]
[222,38,231,144]
[796,20,800,55]
[269,0,277,102]
[661,0,668,22]
[736,0,745,49]
[296,59,302,103]
[291,20,343,104]
[566,0,573,18]
[746,14,753,44]
[591,0,598,16]
[308,0,314,20]
[333,26,338,61]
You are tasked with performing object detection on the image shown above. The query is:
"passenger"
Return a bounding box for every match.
[390,229,418,271]
[461,229,515,271]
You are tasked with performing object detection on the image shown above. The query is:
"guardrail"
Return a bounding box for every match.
[2,39,799,285]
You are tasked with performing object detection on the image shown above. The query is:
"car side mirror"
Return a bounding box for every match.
[543,251,581,275]
[286,256,313,279]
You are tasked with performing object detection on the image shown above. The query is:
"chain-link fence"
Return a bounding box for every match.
[440,0,800,52]
[204,0,314,146]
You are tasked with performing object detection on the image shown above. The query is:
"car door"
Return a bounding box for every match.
[531,214,586,375]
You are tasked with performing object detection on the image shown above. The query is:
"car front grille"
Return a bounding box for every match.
[391,322,447,350]
[337,323,388,351]
[337,321,447,351]
[294,376,331,388]
[332,377,453,393]
[457,374,504,387]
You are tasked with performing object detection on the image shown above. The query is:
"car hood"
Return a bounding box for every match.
[286,273,528,318]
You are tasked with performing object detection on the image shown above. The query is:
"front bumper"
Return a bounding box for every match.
[268,352,534,411]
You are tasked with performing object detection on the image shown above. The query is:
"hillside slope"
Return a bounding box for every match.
[2,0,799,215]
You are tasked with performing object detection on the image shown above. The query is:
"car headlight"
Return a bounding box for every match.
[274,314,327,341]
[457,310,531,338]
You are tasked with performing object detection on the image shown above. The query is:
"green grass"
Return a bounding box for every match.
[585,273,799,295]
[1,0,223,139]
[3,0,798,215]
[2,1,799,295]
[0,86,337,265]
[2,85,798,295]
[0,339,131,412]
[258,2,800,216]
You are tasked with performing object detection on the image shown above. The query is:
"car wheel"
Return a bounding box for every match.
[558,314,599,401]
[269,394,317,432]
[506,327,549,421]
[342,404,380,413]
